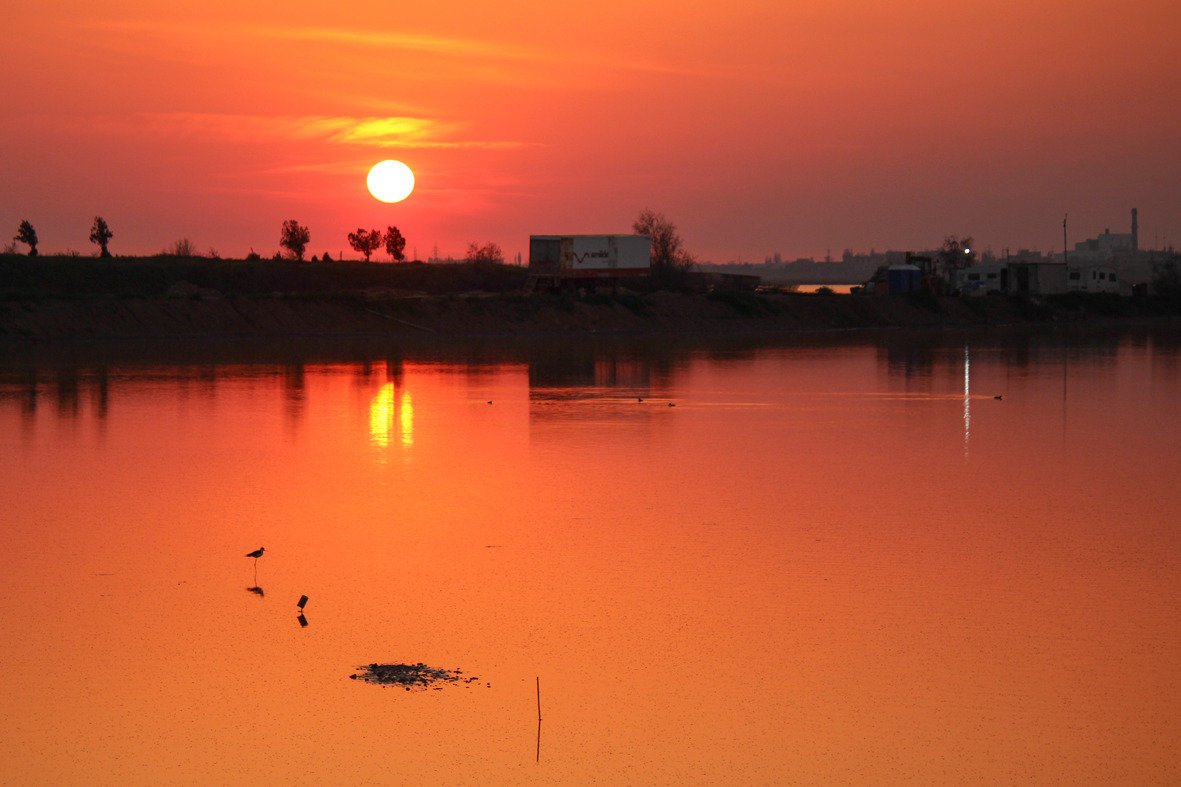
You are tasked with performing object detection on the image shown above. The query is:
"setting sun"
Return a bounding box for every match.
[366,160,415,203]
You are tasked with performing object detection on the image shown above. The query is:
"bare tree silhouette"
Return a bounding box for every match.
[166,238,198,257]
[937,235,975,278]
[633,209,694,287]
[465,242,502,264]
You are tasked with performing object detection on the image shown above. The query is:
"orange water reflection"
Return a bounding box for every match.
[0,332,1176,783]
[369,383,415,447]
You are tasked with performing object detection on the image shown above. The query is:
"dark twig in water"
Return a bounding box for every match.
[535,677,543,762]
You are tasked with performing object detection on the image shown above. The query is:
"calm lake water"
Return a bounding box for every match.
[0,328,1177,784]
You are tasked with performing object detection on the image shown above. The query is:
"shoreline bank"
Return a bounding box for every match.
[0,290,1177,344]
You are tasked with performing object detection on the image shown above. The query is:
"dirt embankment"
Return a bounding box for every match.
[0,291,1173,342]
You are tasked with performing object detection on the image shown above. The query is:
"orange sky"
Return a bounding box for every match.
[2,0,1178,262]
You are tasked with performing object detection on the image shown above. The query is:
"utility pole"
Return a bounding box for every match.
[1063,214,1069,265]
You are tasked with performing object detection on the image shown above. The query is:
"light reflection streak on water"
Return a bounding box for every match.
[399,389,413,446]
[368,382,394,446]
[369,383,415,448]
[964,344,971,457]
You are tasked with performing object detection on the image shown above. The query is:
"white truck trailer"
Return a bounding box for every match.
[527,235,651,290]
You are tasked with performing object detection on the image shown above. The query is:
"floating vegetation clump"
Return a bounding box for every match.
[350,663,481,691]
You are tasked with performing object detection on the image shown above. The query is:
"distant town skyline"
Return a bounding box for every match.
[3,1,1177,264]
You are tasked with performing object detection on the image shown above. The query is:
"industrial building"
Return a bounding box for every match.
[1070,209,1138,261]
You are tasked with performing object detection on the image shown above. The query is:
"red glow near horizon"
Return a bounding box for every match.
[1,1,1177,262]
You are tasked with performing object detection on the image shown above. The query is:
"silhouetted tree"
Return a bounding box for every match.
[465,242,503,264]
[633,208,694,287]
[14,220,38,256]
[165,238,198,257]
[89,216,113,257]
[384,226,406,262]
[348,228,383,262]
[937,235,975,276]
[280,219,310,261]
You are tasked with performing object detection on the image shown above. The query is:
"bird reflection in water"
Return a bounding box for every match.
[246,586,265,597]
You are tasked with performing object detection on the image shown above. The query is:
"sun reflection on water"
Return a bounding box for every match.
[399,389,413,446]
[369,383,413,447]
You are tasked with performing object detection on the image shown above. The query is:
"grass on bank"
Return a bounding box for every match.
[0,254,528,299]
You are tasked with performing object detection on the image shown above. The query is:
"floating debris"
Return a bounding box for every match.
[350,663,482,691]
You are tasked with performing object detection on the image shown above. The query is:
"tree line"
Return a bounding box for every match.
[10,209,695,285]
[11,217,113,258]
[9,217,508,266]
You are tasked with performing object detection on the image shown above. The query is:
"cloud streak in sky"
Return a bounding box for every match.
[266,26,700,76]
[79,19,708,79]
[136,113,531,149]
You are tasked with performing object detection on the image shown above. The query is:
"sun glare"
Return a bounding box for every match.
[366,160,415,203]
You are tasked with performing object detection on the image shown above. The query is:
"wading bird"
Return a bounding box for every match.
[246,547,266,586]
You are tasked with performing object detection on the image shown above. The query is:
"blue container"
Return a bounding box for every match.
[887,265,921,294]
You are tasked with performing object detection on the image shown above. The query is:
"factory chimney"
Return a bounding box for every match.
[1132,208,1138,251]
